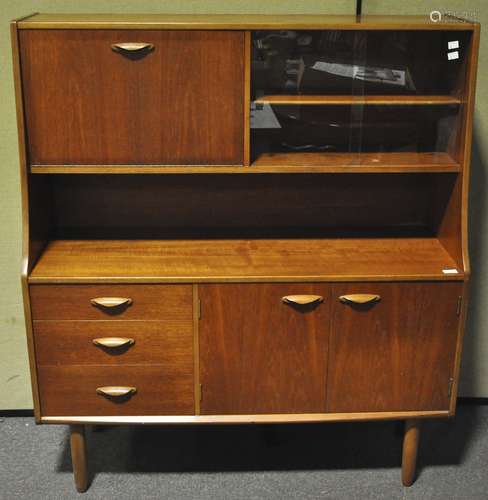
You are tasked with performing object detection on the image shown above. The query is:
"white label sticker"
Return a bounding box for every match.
[448,51,459,61]
[442,268,459,274]
[448,40,460,50]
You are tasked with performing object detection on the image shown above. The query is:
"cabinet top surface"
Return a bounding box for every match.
[15,13,478,30]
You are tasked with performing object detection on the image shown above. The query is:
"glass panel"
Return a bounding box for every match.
[252,30,470,96]
[251,30,471,168]
[252,104,459,155]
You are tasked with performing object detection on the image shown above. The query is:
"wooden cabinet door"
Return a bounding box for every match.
[327,283,462,413]
[19,30,244,165]
[199,284,330,414]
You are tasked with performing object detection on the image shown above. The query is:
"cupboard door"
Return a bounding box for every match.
[199,284,330,414]
[327,283,462,413]
[20,30,244,165]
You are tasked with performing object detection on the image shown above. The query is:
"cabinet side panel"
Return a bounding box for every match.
[438,26,480,273]
[11,20,42,420]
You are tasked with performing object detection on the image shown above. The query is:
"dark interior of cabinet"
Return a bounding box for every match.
[36,173,456,240]
[250,29,472,166]
[251,104,459,159]
[252,30,472,97]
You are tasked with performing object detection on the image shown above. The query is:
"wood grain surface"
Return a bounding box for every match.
[254,95,463,106]
[45,173,444,237]
[20,30,244,165]
[34,320,193,366]
[38,365,194,416]
[199,284,330,414]
[326,282,462,412]
[30,284,192,320]
[17,14,477,30]
[28,238,462,283]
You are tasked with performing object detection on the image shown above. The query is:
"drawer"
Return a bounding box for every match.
[19,30,244,166]
[30,284,192,320]
[34,320,193,366]
[38,365,194,416]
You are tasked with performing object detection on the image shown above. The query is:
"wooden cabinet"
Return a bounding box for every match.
[199,284,330,414]
[11,13,479,493]
[20,30,245,165]
[327,283,462,413]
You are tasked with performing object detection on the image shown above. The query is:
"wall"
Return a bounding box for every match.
[0,0,485,408]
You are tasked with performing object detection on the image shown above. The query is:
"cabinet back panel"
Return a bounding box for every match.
[20,30,244,165]
[45,174,455,239]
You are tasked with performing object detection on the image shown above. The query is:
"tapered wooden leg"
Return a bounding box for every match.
[70,425,88,492]
[402,419,420,487]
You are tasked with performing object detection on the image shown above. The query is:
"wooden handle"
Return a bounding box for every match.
[282,295,324,305]
[111,42,154,53]
[92,337,135,348]
[90,297,132,308]
[339,294,381,305]
[96,386,137,398]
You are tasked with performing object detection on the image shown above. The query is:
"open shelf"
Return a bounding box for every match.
[251,152,460,172]
[29,238,462,283]
[253,95,462,106]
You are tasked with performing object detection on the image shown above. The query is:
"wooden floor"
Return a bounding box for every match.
[29,238,462,283]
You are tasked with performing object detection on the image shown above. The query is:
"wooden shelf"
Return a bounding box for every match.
[254,95,462,106]
[30,152,460,174]
[251,152,460,173]
[29,238,462,284]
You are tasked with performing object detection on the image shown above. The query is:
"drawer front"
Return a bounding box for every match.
[34,320,193,366]
[30,284,192,320]
[20,30,244,166]
[327,282,462,413]
[38,365,194,416]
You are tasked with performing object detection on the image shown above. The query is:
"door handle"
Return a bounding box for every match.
[282,295,324,305]
[339,294,381,305]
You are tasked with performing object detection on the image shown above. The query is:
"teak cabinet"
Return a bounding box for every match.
[11,13,480,493]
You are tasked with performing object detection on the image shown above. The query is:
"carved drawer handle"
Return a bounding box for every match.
[90,297,132,308]
[282,295,324,305]
[111,42,154,54]
[339,294,381,305]
[92,337,135,349]
[96,386,137,398]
